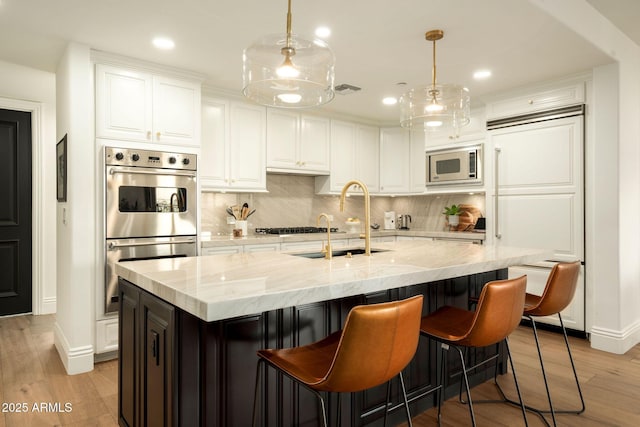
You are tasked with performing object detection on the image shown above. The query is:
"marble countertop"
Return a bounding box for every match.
[115,240,549,322]
[201,229,486,247]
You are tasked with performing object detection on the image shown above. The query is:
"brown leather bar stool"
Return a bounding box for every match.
[506,261,585,426]
[252,295,423,427]
[420,276,529,426]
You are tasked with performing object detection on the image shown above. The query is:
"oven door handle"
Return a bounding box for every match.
[108,237,197,250]
[108,166,196,178]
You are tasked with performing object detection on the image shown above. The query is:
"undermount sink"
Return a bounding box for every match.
[289,248,389,259]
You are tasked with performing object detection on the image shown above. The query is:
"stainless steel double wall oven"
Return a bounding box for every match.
[104,147,197,314]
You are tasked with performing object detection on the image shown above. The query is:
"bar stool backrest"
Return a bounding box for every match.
[460,276,527,348]
[525,261,581,317]
[314,295,423,393]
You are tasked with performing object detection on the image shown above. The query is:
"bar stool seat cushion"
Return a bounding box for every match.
[523,262,581,317]
[257,296,423,393]
[422,278,527,348]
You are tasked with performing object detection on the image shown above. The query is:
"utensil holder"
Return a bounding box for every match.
[235,220,248,237]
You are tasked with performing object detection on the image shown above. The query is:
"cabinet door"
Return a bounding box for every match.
[266,109,298,170]
[490,116,583,261]
[328,120,357,191]
[299,115,330,173]
[153,76,201,147]
[96,64,153,142]
[118,280,140,427]
[356,125,380,192]
[201,98,230,188]
[229,102,267,190]
[379,128,410,193]
[141,292,175,427]
[409,130,426,193]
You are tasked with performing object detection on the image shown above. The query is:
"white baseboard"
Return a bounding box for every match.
[53,322,95,375]
[39,297,56,315]
[590,320,640,354]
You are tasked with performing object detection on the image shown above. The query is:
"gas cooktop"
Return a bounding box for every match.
[255,227,339,235]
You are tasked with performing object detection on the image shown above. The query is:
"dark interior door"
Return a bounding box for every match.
[0,108,32,315]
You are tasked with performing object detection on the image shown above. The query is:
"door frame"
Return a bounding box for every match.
[0,96,51,315]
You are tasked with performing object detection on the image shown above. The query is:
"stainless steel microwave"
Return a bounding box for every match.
[426,145,482,185]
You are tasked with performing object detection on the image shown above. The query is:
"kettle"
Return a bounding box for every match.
[398,214,412,230]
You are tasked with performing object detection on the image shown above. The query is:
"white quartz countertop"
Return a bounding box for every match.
[115,240,549,322]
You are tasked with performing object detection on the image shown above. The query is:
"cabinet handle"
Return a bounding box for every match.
[151,330,160,366]
[156,131,161,140]
[494,147,502,239]
[146,131,151,140]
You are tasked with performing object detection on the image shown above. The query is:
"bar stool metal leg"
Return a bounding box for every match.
[528,313,586,423]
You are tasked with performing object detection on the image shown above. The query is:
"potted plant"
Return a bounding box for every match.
[443,204,462,227]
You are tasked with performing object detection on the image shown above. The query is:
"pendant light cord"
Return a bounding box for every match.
[431,37,437,88]
[286,0,293,48]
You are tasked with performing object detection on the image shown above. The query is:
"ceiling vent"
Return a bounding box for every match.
[335,83,362,95]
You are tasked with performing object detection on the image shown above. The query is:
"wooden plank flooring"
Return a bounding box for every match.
[1,314,639,426]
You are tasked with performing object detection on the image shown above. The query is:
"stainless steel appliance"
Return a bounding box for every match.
[104,147,197,314]
[397,214,412,230]
[426,145,482,185]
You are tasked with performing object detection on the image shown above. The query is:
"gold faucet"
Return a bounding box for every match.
[339,180,371,256]
[316,213,332,259]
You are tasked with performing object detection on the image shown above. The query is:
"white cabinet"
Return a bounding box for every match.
[202,246,243,255]
[200,98,267,192]
[244,243,280,253]
[487,114,585,331]
[315,121,379,194]
[266,110,330,174]
[379,128,425,194]
[485,82,585,120]
[95,64,201,147]
[425,108,486,149]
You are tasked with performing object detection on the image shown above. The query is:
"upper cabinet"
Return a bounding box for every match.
[200,98,267,192]
[424,108,486,149]
[485,81,585,120]
[379,128,425,194]
[315,121,379,194]
[95,64,201,147]
[266,110,330,174]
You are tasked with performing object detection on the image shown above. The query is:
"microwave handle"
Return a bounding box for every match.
[494,147,502,239]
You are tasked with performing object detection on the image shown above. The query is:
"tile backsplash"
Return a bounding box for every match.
[201,175,485,236]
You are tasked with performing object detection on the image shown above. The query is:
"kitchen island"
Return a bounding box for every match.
[115,240,549,426]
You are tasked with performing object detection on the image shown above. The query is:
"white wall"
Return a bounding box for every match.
[0,59,56,314]
[531,0,640,353]
[54,43,96,374]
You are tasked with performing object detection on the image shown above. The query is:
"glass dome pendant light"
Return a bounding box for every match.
[242,0,335,108]
[399,29,470,130]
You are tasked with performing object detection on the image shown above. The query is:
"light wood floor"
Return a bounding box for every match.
[1,314,638,426]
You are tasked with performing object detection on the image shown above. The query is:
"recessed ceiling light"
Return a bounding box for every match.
[152,37,175,50]
[473,69,492,80]
[315,26,331,38]
[382,97,398,105]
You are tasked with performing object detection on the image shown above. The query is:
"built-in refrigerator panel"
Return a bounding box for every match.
[487,106,585,332]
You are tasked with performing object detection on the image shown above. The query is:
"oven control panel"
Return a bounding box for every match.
[105,147,197,171]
